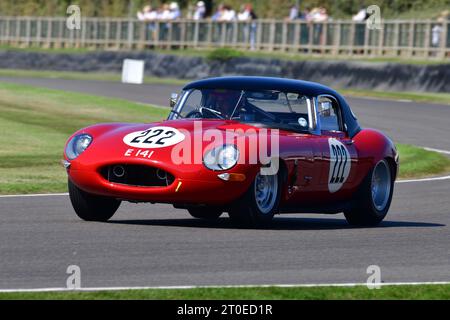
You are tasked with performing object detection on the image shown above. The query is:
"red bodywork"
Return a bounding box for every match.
[65,119,398,210]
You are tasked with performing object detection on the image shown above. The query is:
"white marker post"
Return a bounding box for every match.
[121,59,145,84]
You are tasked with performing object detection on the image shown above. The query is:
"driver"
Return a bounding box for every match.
[207,90,242,118]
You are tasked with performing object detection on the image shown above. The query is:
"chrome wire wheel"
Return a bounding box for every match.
[371,160,392,212]
[254,173,278,214]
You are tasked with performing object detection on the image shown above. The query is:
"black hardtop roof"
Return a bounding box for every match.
[183,76,339,96]
[182,76,361,138]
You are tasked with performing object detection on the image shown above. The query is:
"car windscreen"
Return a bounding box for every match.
[174,89,312,132]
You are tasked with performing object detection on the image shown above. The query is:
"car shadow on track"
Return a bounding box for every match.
[108,216,445,230]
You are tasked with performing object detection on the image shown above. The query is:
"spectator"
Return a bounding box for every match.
[432,23,443,47]
[221,5,237,22]
[299,7,310,20]
[430,10,448,51]
[305,7,328,48]
[193,1,206,20]
[168,2,181,20]
[137,5,157,22]
[157,4,172,20]
[352,7,368,22]
[309,7,328,22]
[212,4,225,21]
[287,5,299,21]
[238,4,258,50]
[238,4,257,21]
[137,5,158,41]
[353,7,367,48]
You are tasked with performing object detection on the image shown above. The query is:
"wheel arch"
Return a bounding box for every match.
[385,156,398,181]
[353,128,399,183]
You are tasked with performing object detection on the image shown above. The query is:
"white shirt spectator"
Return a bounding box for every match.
[432,25,442,47]
[221,9,236,21]
[193,1,206,20]
[309,7,328,22]
[158,10,171,20]
[137,6,157,21]
[168,2,181,20]
[352,8,367,22]
[238,10,251,21]
[289,6,299,20]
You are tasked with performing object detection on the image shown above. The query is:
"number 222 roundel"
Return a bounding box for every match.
[123,126,185,149]
[328,138,351,193]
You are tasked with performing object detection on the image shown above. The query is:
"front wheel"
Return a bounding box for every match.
[68,179,121,222]
[344,159,394,226]
[228,171,282,226]
[188,207,223,220]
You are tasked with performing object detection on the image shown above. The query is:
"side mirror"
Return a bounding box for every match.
[170,93,179,108]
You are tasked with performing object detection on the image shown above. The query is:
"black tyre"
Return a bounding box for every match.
[228,171,282,226]
[68,179,121,222]
[344,159,394,226]
[188,207,223,220]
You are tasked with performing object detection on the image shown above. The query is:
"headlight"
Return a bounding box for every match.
[203,145,239,171]
[65,134,93,160]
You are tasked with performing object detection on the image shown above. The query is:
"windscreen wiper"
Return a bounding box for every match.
[230,90,245,119]
[200,107,224,119]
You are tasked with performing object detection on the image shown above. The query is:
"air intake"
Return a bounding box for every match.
[100,165,175,187]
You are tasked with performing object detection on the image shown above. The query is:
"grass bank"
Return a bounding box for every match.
[0,82,168,194]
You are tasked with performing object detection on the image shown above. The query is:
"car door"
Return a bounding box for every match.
[314,95,358,199]
[280,93,324,205]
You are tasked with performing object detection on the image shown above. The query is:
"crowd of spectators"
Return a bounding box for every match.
[137,1,259,48]
[136,2,372,24]
[137,2,181,22]
[137,2,333,23]
[136,2,449,51]
[137,2,258,23]
[286,5,329,22]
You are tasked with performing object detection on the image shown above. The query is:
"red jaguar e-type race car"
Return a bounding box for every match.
[63,77,398,226]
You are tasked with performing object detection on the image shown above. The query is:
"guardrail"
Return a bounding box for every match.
[0,17,449,59]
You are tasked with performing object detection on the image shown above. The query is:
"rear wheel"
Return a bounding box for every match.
[344,159,394,226]
[228,171,282,226]
[68,179,121,222]
[188,207,223,220]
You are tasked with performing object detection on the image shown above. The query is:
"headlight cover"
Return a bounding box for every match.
[65,134,93,160]
[203,145,239,171]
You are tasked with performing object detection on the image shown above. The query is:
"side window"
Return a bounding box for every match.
[317,96,342,132]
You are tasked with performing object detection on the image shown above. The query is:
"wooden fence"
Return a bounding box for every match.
[0,17,449,59]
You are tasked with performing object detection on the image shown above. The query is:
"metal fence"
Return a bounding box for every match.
[0,16,449,59]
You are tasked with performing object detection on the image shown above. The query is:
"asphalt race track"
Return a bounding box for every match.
[0,77,449,290]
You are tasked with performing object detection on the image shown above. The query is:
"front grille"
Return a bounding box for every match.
[100,164,175,187]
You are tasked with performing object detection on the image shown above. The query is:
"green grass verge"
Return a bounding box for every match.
[0,44,91,55]
[397,144,450,179]
[0,82,168,194]
[0,68,187,86]
[0,284,449,300]
[156,47,450,65]
[0,82,448,194]
[340,89,450,106]
[1,68,450,105]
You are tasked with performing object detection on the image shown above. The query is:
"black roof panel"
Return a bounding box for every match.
[183,76,338,96]
[183,76,361,137]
